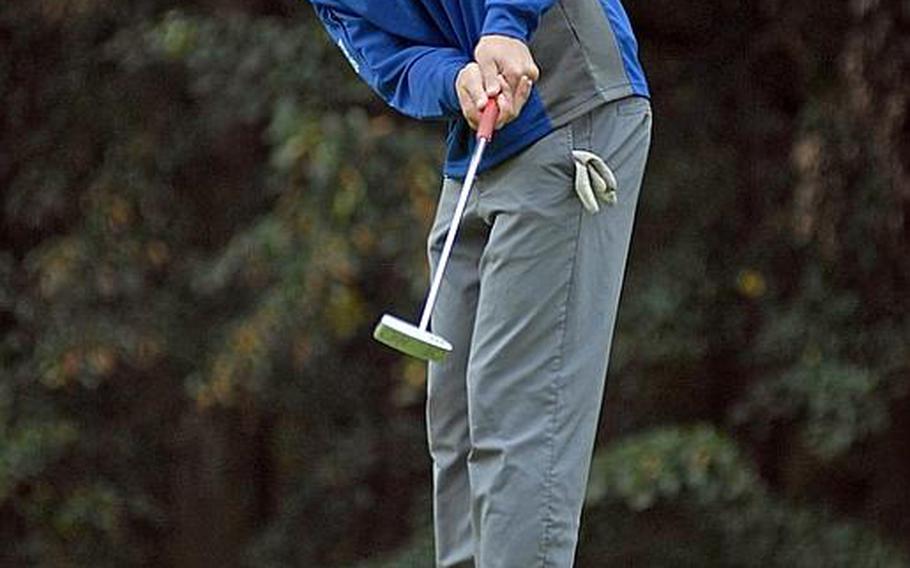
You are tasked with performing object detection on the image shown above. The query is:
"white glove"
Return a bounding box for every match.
[572,150,617,214]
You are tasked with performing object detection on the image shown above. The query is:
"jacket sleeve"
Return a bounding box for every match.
[310,4,471,121]
[482,0,559,42]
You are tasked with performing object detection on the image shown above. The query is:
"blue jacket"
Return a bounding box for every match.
[309,0,649,176]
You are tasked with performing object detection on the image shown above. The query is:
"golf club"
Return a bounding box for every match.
[373,98,500,361]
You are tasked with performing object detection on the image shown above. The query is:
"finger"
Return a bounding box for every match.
[456,64,485,128]
[513,75,532,114]
[574,160,599,214]
[459,63,488,111]
[478,58,502,98]
[500,59,528,95]
[495,75,515,128]
[500,67,522,94]
[590,169,608,196]
[457,92,480,129]
[496,95,513,129]
[583,151,618,192]
[501,57,538,93]
[458,97,480,129]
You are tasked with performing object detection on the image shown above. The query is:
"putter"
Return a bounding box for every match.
[373,98,500,361]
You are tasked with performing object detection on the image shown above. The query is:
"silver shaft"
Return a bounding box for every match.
[418,137,488,331]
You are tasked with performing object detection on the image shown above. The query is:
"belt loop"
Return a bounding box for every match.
[571,108,595,152]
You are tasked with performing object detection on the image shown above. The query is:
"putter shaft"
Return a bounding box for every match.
[372,99,499,362]
[418,136,488,331]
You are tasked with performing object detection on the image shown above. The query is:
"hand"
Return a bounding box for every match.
[457,64,532,130]
[475,35,538,128]
[474,34,539,97]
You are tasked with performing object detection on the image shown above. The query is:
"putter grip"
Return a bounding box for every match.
[476,98,499,142]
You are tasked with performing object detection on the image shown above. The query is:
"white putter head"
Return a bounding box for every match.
[373,314,453,361]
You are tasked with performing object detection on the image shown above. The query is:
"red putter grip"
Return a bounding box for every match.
[476,98,499,142]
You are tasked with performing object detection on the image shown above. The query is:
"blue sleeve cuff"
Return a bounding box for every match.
[481,5,534,43]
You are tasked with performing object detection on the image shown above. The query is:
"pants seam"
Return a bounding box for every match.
[538,123,586,568]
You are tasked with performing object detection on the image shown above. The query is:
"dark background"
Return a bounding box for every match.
[1,0,908,565]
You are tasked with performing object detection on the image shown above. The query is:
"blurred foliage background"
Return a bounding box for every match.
[0,0,907,566]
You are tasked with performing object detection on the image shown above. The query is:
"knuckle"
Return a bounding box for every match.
[503,64,521,78]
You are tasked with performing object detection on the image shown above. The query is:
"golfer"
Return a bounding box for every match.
[309,1,651,566]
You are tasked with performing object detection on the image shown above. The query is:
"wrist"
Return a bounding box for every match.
[481,5,534,42]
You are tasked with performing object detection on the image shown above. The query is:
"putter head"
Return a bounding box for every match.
[373,314,453,362]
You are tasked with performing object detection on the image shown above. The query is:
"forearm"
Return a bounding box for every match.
[311,4,470,120]
[482,0,559,42]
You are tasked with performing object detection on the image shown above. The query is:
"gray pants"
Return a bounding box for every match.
[426,96,652,568]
